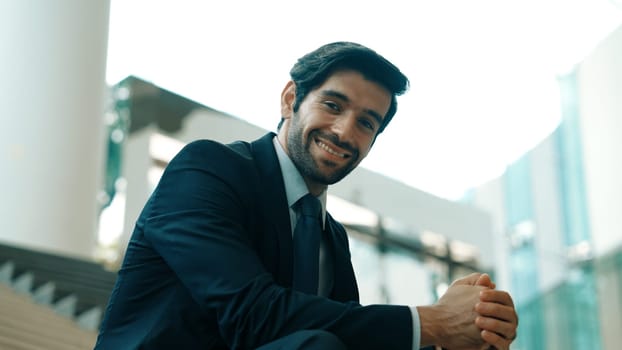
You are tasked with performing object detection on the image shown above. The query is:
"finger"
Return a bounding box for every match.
[453,272,483,286]
[479,290,515,308]
[481,329,513,350]
[476,301,517,324]
[476,315,517,342]
[474,273,495,289]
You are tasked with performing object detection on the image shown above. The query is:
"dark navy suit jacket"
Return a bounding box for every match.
[95,133,412,349]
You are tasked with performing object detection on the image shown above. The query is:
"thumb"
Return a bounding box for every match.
[452,272,483,286]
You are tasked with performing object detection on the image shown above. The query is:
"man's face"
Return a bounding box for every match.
[278,70,391,194]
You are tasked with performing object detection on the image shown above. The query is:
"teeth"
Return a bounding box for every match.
[317,140,347,158]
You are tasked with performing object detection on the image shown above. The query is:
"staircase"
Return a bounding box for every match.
[0,283,97,349]
[0,243,118,349]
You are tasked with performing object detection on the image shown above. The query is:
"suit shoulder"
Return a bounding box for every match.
[180,139,252,159]
[165,139,256,171]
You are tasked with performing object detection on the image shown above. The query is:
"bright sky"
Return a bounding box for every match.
[106,0,622,200]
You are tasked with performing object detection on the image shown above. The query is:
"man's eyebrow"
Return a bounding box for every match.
[319,89,384,125]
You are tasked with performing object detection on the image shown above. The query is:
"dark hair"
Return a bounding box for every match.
[281,41,409,134]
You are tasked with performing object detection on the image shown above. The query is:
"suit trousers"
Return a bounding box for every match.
[255,330,347,350]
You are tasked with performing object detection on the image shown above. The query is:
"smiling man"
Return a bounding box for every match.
[95,42,518,350]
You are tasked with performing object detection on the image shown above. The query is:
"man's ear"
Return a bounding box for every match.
[280,81,296,120]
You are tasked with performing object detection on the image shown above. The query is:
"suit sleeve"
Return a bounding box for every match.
[143,140,413,350]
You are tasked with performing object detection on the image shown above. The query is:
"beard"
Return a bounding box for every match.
[286,115,360,186]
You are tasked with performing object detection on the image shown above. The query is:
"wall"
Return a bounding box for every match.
[577,25,622,257]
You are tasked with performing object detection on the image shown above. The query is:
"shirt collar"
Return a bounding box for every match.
[273,136,327,223]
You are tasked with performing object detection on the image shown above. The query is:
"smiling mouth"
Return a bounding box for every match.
[316,139,351,159]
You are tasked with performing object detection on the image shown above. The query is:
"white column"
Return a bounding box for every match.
[0,0,110,259]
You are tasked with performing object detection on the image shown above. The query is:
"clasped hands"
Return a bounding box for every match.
[419,273,518,350]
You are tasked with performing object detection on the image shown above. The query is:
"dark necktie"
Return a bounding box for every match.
[292,194,322,294]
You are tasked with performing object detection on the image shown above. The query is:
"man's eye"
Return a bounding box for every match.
[360,119,375,131]
[324,101,340,111]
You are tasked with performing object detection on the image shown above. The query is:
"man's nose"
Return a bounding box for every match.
[332,114,357,143]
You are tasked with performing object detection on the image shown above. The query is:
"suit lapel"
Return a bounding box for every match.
[249,133,294,286]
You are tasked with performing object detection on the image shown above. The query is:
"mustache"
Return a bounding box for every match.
[312,130,358,157]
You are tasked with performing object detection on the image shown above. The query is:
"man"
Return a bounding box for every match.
[95,42,518,349]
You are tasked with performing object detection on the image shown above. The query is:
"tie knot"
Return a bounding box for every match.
[298,194,321,218]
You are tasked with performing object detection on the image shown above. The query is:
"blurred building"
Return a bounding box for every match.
[2,2,620,348]
[466,24,622,350]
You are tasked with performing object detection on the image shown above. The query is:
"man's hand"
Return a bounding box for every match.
[470,273,518,350]
[420,273,518,350]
